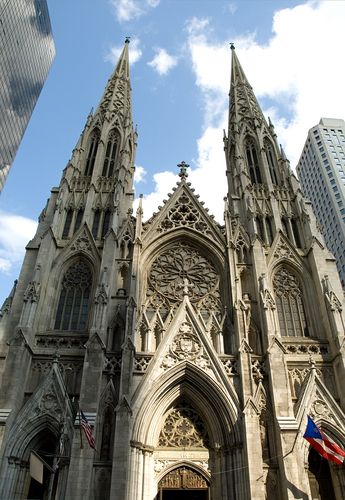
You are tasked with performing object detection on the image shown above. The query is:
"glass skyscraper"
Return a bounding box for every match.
[0,0,55,191]
[297,118,345,287]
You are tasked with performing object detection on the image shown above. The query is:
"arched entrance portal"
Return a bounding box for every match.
[158,466,209,500]
[307,448,336,500]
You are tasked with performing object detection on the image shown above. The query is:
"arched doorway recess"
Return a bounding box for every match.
[158,466,209,500]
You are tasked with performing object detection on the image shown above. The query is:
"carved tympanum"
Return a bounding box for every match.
[159,467,208,490]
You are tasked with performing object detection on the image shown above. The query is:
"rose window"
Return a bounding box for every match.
[149,242,219,302]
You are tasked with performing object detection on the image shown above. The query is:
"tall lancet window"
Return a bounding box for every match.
[264,140,279,185]
[62,209,73,239]
[54,259,92,331]
[85,129,100,177]
[245,138,262,184]
[102,130,118,177]
[273,267,309,337]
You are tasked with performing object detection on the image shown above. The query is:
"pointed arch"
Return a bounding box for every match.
[54,258,93,331]
[97,380,117,462]
[84,128,100,176]
[132,362,240,449]
[102,128,120,177]
[244,136,262,184]
[263,137,279,185]
[272,265,309,337]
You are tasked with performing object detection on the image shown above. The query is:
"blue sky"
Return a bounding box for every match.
[1,0,345,305]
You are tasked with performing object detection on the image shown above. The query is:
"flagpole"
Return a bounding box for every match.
[78,403,84,449]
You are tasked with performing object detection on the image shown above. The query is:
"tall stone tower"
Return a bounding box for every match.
[1,41,345,500]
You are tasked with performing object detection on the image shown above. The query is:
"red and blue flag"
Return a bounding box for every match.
[303,415,345,465]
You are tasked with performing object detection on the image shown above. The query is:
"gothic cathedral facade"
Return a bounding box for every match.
[1,41,345,500]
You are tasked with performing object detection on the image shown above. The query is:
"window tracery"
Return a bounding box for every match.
[158,403,209,448]
[245,138,262,184]
[102,130,118,177]
[273,267,309,337]
[149,242,219,303]
[84,129,100,177]
[54,260,92,331]
[264,140,279,185]
[158,193,212,235]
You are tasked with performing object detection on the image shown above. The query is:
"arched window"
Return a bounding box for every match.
[62,209,73,239]
[245,138,262,184]
[92,210,101,239]
[273,267,309,337]
[265,217,274,245]
[291,218,302,248]
[281,217,289,238]
[264,140,279,185]
[102,210,111,238]
[74,209,84,233]
[85,129,100,177]
[256,216,264,241]
[54,259,92,331]
[102,130,118,177]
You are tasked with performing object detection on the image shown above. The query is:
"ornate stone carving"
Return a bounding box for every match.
[158,404,209,448]
[23,280,40,303]
[104,355,122,372]
[220,356,238,375]
[284,342,329,355]
[149,243,219,302]
[35,334,88,349]
[158,467,208,489]
[252,358,266,383]
[310,394,335,424]
[134,355,152,372]
[157,192,213,236]
[154,459,209,475]
[35,385,62,418]
[288,365,336,399]
[274,241,294,261]
[70,233,92,254]
[161,322,210,372]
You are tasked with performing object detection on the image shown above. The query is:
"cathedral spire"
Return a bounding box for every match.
[96,37,132,124]
[228,44,265,140]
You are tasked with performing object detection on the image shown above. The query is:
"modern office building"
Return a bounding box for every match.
[297,118,345,287]
[0,0,55,191]
[1,42,345,499]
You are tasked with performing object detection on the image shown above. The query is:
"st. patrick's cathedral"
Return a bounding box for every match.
[1,40,345,500]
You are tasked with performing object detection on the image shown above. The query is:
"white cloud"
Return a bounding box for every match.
[105,37,142,65]
[146,0,160,6]
[134,165,147,183]
[185,16,210,35]
[148,48,178,76]
[0,211,37,274]
[110,0,160,22]
[134,170,179,217]
[110,0,143,22]
[227,3,237,15]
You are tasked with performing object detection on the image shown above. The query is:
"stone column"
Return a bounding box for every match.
[64,333,105,499]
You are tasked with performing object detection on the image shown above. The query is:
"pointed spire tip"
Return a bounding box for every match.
[230,43,235,50]
[125,36,131,44]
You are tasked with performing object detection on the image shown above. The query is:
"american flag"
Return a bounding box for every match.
[80,409,96,449]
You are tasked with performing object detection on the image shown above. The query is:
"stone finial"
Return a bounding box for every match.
[230,43,235,50]
[125,36,131,44]
[178,161,189,180]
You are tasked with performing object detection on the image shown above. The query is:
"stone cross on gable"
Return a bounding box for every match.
[178,161,189,180]
[178,278,194,297]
